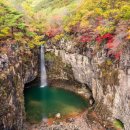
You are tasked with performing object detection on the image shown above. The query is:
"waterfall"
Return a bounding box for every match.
[40,45,47,87]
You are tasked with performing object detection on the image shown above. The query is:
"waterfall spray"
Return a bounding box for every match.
[40,45,47,87]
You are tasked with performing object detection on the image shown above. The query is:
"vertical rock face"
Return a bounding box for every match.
[0,48,38,130]
[92,70,130,129]
[113,72,130,130]
[92,47,130,130]
[46,41,130,129]
[53,50,94,87]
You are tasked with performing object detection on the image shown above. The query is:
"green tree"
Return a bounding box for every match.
[0,0,25,39]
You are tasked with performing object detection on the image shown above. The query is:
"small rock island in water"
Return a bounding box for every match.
[0,0,130,130]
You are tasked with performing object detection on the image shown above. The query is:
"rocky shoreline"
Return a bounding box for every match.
[25,110,106,130]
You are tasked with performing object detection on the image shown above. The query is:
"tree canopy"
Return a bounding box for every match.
[0,0,130,51]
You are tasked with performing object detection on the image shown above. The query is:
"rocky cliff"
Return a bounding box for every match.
[0,45,38,130]
[45,40,130,130]
[0,39,129,130]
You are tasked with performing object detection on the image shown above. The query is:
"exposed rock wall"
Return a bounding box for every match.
[48,49,94,87]
[0,48,38,130]
[113,71,130,129]
[45,41,130,130]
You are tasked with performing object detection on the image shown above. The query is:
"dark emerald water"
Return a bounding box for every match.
[24,86,88,123]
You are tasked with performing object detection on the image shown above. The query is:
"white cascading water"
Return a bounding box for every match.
[40,45,47,87]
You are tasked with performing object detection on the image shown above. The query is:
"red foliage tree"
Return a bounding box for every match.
[96,33,114,48]
[46,28,61,38]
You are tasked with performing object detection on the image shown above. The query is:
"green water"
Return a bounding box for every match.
[24,86,88,123]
